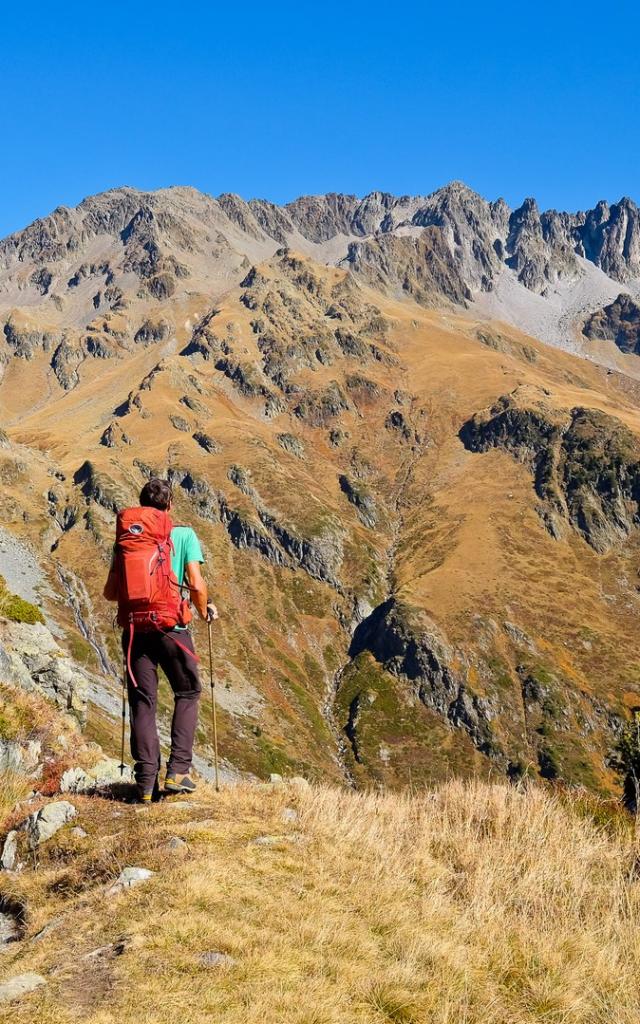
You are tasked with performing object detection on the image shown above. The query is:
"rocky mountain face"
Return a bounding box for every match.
[461,386,640,552]
[2,182,640,381]
[583,293,640,354]
[1,183,640,795]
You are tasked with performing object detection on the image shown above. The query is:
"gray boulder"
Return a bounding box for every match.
[0,739,22,774]
[165,836,188,852]
[199,951,236,968]
[0,640,13,678]
[0,830,18,871]
[253,835,281,846]
[107,866,154,894]
[60,758,132,793]
[289,776,310,790]
[0,973,46,1003]
[0,738,42,775]
[25,801,77,848]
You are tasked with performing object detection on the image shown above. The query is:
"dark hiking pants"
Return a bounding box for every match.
[122,629,201,792]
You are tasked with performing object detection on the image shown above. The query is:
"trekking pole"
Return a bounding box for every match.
[207,620,220,792]
[119,655,127,776]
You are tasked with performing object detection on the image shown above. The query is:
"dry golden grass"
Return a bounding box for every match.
[2,778,640,1023]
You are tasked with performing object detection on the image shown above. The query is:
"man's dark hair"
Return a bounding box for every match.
[139,478,172,510]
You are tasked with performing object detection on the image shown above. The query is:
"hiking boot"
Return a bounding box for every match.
[164,773,197,794]
[136,777,160,804]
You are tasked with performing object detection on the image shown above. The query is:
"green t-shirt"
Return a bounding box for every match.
[171,526,204,631]
[171,525,204,585]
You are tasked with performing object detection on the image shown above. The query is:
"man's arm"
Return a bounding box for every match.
[184,560,217,621]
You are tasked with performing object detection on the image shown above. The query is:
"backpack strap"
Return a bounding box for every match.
[126,619,138,689]
[149,620,200,663]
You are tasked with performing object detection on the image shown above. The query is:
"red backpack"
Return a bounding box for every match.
[115,507,183,629]
[114,507,194,685]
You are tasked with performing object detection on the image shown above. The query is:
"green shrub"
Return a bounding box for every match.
[0,575,44,624]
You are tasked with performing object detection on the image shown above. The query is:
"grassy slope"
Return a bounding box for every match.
[2,256,640,788]
[1,778,639,1024]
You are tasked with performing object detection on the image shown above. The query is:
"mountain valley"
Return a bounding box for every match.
[2,182,640,792]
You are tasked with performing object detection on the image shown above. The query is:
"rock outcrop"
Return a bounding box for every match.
[0,621,90,722]
[338,475,377,528]
[0,973,47,1004]
[583,293,640,354]
[343,229,472,306]
[24,801,77,849]
[349,599,498,757]
[461,388,640,550]
[169,469,345,587]
[60,758,132,793]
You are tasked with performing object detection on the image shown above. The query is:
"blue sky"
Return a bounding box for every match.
[1,0,638,238]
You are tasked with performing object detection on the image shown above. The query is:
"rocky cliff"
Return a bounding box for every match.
[461,387,640,552]
[583,293,640,354]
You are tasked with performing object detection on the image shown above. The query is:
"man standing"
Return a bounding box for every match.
[104,478,217,801]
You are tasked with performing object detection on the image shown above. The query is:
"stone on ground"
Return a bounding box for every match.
[0,910,21,943]
[290,776,310,790]
[199,951,236,968]
[107,866,154,894]
[60,758,132,793]
[0,830,18,871]
[0,973,46,1003]
[25,801,76,848]
[165,836,188,851]
[253,834,281,846]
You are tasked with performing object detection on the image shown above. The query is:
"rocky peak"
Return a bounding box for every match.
[505,199,580,293]
[350,192,397,236]
[489,197,510,229]
[246,199,293,245]
[285,192,361,242]
[408,184,501,291]
[581,197,640,281]
[218,193,270,241]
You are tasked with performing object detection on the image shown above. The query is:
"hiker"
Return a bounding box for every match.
[103,478,217,802]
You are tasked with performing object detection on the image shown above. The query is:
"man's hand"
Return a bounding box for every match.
[206,602,219,622]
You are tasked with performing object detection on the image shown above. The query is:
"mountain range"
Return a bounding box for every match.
[2,180,640,793]
[3,181,640,372]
